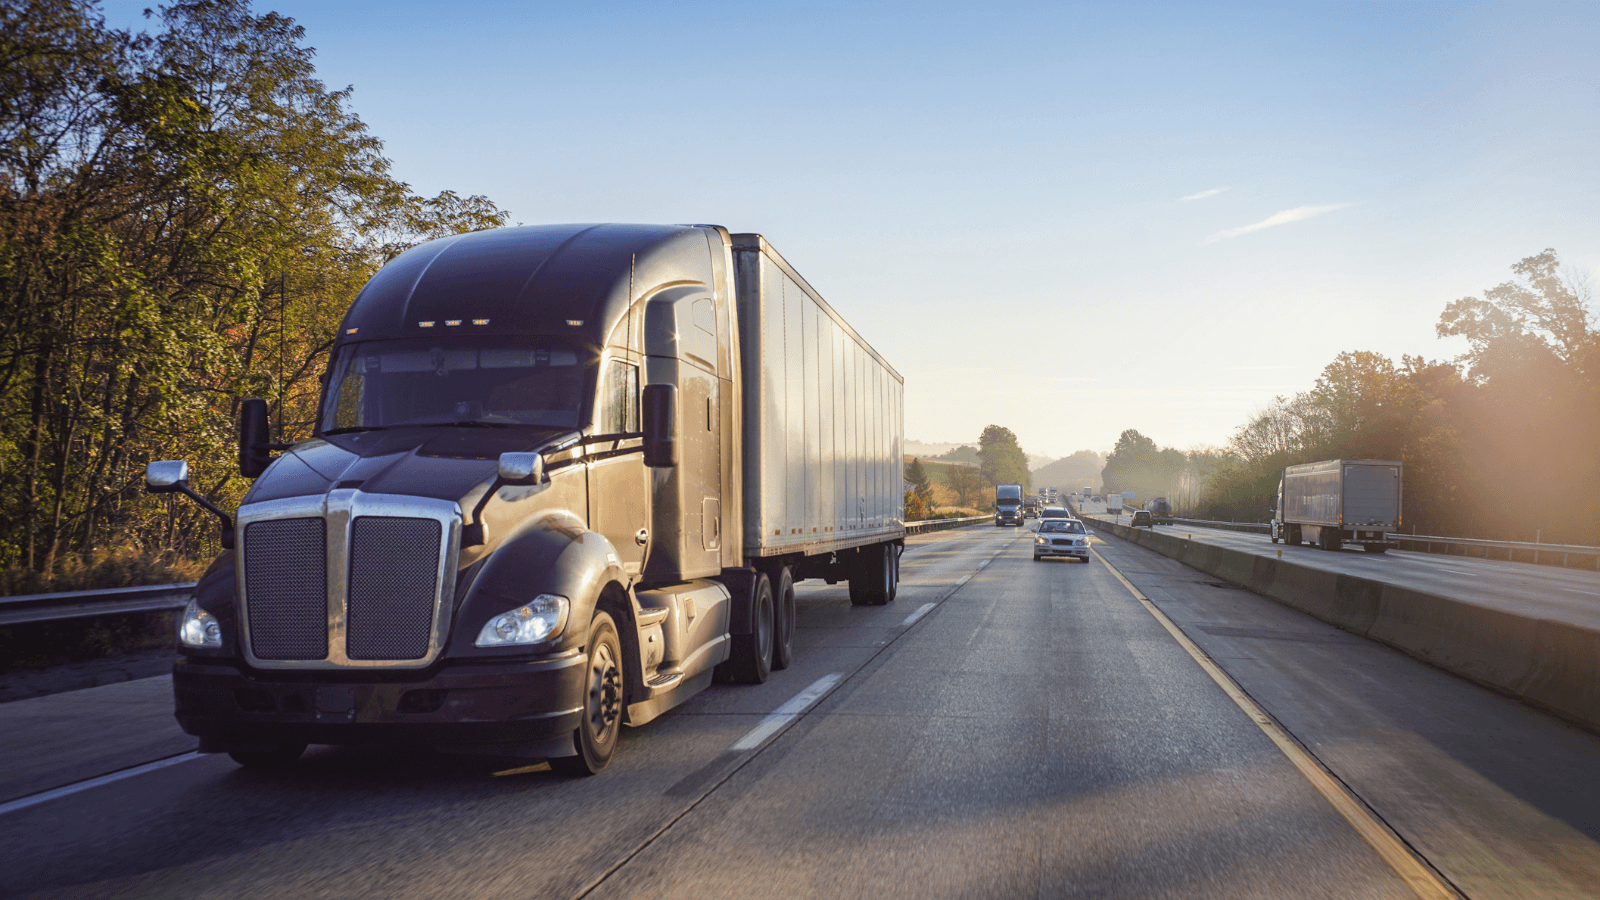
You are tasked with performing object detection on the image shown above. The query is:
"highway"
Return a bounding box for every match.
[4,524,1600,898]
[1082,503,1600,630]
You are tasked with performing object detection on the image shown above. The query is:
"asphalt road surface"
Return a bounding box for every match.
[4,524,1599,898]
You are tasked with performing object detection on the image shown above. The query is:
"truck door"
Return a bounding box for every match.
[589,358,650,579]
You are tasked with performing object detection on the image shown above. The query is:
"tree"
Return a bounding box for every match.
[905,458,934,515]
[0,0,508,578]
[977,425,1029,490]
[946,464,984,508]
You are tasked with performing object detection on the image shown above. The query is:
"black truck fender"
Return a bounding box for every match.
[181,551,242,659]
[446,511,632,660]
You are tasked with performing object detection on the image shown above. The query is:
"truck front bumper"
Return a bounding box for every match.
[173,653,587,755]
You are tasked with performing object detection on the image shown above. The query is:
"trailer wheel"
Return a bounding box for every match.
[1286,526,1302,547]
[549,612,624,776]
[849,543,898,606]
[1318,529,1340,551]
[717,573,773,684]
[771,566,795,671]
[228,742,306,769]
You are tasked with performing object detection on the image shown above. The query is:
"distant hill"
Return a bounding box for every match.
[1030,450,1107,492]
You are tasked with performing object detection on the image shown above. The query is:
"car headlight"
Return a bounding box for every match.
[178,598,222,649]
[476,594,568,647]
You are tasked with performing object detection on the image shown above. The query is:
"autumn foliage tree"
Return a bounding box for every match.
[0,0,508,582]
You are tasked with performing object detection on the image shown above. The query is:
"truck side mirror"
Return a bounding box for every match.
[145,460,235,549]
[239,398,273,478]
[497,452,544,485]
[146,460,190,493]
[643,383,677,468]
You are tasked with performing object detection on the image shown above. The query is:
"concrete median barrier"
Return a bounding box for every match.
[1086,517,1600,734]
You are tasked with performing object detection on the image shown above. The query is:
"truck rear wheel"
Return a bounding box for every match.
[717,573,773,684]
[770,566,795,671]
[549,612,624,776]
[848,543,898,606]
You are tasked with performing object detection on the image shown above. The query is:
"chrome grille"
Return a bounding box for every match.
[244,518,328,660]
[346,517,442,661]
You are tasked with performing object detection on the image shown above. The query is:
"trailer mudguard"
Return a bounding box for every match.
[446,511,630,659]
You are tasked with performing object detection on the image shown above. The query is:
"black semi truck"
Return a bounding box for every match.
[149,224,904,774]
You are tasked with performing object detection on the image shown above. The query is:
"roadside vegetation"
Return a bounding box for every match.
[1102,250,1599,545]
[0,1,508,593]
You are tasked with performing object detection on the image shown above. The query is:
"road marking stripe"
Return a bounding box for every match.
[1092,548,1465,900]
[729,673,843,752]
[901,602,937,626]
[0,751,206,817]
[1563,588,1600,596]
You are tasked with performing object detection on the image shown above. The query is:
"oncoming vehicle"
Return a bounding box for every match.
[1130,509,1154,528]
[1039,506,1071,523]
[1034,518,1090,562]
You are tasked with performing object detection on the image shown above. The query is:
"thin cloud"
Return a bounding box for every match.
[1202,203,1352,244]
[1181,187,1229,201]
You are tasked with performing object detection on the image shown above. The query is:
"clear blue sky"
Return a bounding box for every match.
[103,1,1600,459]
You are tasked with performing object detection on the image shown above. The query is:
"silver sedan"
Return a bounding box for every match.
[1033,518,1091,562]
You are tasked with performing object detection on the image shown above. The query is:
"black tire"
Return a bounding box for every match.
[1287,526,1302,547]
[1319,529,1340,551]
[717,573,773,684]
[848,543,898,606]
[1032,553,1041,561]
[549,612,624,776]
[228,742,306,769]
[771,566,795,671]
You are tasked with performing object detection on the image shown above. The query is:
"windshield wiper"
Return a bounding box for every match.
[322,426,394,435]
[436,420,512,428]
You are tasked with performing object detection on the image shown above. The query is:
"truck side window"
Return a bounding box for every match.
[602,360,639,434]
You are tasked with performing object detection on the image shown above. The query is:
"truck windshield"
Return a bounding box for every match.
[320,337,593,431]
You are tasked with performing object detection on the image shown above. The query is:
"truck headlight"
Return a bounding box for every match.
[476,594,568,647]
[178,599,222,649]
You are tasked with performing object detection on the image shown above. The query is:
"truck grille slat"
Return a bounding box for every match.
[346,517,441,661]
[245,518,328,660]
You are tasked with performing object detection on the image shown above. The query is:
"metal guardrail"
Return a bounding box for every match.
[905,514,990,535]
[1096,511,1600,570]
[1389,532,1600,568]
[0,583,196,628]
[0,517,993,627]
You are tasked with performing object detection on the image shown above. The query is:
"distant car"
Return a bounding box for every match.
[1130,510,1154,528]
[1034,518,1091,562]
[1039,506,1071,522]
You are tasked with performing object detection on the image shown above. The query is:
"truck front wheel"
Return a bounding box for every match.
[228,742,306,769]
[549,612,624,776]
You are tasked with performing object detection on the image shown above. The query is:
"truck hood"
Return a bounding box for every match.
[242,427,575,507]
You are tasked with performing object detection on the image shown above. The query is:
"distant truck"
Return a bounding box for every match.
[1270,459,1401,553]
[1104,493,1123,514]
[147,224,904,775]
[995,484,1024,526]
[1144,497,1172,525]
[1082,487,1092,499]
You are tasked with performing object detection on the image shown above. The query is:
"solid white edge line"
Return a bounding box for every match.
[729,673,843,752]
[1091,547,1463,900]
[901,602,937,626]
[0,751,206,817]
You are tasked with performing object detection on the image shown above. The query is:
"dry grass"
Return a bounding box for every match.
[0,543,208,597]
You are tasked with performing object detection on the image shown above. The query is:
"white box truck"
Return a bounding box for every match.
[1270,459,1401,553]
